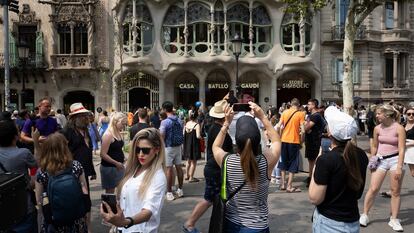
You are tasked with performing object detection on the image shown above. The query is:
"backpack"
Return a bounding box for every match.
[167,117,184,147]
[47,167,86,226]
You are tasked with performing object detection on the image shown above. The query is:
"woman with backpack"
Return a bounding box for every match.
[212,102,281,233]
[100,128,167,233]
[183,110,202,182]
[100,112,128,194]
[35,132,89,233]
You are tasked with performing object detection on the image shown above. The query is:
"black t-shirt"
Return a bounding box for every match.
[61,128,96,177]
[314,146,368,222]
[204,123,233,180]
[129,122,150,140]
[305,112,324,149]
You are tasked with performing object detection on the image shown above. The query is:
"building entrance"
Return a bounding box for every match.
[277,72,313,108]
[205,70,230,106]
[129,88,150,110]
[63,91,95,115]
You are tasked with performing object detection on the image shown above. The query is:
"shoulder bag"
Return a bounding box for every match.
[208,154,246,233]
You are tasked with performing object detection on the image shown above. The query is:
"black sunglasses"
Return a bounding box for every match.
[407,113,414,116]
[136,147,152,155]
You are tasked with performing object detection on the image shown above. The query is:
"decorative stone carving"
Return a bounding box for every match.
[17,4,41,24]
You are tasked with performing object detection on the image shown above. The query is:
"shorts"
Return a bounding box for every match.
[312,208,359,233]
[165,146,182,167]
[305,147,320,161]
[277,143,300,173]
[100,165,125,189]
[204,177,221,202]
[377,155,400,171]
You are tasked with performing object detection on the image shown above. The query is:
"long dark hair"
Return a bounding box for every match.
[240,139,259,189]
[335,139,363,191]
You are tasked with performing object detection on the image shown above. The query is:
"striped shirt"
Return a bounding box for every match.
[225,153,269,229]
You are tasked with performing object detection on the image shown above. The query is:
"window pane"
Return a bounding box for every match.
[385,58,393,85]
[385,2,394,29]
[337,59,344,82]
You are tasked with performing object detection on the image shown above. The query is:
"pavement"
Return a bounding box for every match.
[88,135,414,233]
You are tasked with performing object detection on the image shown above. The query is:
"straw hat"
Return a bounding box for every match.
[209,100,227,118]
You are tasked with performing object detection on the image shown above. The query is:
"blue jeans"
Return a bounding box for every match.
[312,209,359,233]
[224,218,269,233]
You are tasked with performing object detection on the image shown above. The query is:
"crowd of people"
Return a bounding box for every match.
[1,94,414,233]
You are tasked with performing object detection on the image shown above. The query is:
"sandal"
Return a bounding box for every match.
[286,187,301,193]
[182,225,200,233]
[189,178,200,183]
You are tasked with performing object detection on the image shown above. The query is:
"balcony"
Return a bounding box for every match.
[331,25,367,41]
[0,52,45,69]
[50,54,95,70]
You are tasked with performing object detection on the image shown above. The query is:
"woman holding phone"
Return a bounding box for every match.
[100,128,167,233]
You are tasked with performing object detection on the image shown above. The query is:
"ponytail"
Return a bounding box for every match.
[240,139,259,189]
[343,140,363,191]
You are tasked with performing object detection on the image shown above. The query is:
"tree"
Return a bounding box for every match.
[282,0,405,115]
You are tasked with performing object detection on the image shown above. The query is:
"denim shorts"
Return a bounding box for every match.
[165,146,182,167]
[204,177,221,202]
[277,143,300,173]
[312,208,359,233]
[224,218,269,233]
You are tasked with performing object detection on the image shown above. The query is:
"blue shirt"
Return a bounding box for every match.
[22,116,58,137]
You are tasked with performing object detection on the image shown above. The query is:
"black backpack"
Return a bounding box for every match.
[47,167,86,226]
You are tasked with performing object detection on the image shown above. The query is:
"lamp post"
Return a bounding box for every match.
[231,33,243,99]
[17,40,30,110]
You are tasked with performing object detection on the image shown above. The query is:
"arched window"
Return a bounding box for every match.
[162,2,185,55]
[252,3,272,55]
[122,0,154,56]
[227,3,250,54]
[186,1,210,55]
[281,13,311,56]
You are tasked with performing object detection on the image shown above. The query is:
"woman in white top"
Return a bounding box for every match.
[101,128,167,233]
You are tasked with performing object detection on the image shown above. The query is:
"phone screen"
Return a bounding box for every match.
[101,194,117,214]
[233,103,251,112]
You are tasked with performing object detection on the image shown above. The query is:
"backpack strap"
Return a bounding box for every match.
[0,161,8,173]
[284,110,299,128]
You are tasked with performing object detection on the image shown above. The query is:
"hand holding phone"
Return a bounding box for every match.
[101,194,117,214]
[233,103,251,112]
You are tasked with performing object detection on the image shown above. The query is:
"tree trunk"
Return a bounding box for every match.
[342,1,357,116]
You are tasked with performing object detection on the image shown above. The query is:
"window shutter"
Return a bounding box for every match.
[35,32,44,68]
[353,59,361,84]
[332,59,337,84]
[9,34,17,68]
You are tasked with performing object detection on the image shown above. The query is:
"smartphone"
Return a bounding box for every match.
[101,194,117,214]
[233,103,251,112]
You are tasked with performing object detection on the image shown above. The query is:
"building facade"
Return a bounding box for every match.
[1,0,413,113]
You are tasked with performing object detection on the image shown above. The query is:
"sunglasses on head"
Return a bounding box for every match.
[407,113,414,116]
[136,147,152,155]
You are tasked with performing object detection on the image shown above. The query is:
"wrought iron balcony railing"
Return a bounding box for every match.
[331,25,366,40]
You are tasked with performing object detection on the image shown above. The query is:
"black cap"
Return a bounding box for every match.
[236,116,261,156]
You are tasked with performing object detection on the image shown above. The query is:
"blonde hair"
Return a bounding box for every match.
[107,112,127,139]
[377,104,399,121]
[117,128,166,199]
[39,133,73,175]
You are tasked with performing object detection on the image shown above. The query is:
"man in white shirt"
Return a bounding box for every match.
[56,109,67,128]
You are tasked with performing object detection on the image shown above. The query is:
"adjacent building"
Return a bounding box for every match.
[0,0,413,113]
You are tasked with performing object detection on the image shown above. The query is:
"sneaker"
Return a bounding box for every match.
[275,178,281,185]
[388,218,404,232]
[270,177,276,184]
[176,188,184,198]
[166,192,175,201]
[359,214,369,227]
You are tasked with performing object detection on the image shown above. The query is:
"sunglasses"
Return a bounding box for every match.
[136,147,152,155]
[407,113,414,116]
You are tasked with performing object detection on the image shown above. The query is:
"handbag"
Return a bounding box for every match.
[208,155,246,233]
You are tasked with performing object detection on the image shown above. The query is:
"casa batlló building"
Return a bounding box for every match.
[0,0,413,113]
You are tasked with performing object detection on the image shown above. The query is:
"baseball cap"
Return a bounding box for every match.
[236,116,261,155]
[324,106,358,142]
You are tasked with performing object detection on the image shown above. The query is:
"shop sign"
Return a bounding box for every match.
[208,83,229,89]
[282,80,310,89]
[178,83,196,89]
[241,83,259,88]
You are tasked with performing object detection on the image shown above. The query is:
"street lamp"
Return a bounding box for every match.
[17,40,30,109]
[231,33,243,99]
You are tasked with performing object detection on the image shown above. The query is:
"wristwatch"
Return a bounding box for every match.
[124,217,134,229]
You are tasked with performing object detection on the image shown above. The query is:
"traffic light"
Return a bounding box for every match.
[8,0,19,14]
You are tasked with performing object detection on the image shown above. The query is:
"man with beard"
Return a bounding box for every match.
[61,103,96,233]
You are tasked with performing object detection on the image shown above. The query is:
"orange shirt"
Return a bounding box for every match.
[127,112,134,126]
[280,108,305,144]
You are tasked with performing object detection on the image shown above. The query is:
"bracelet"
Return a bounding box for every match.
[124,217,134,229]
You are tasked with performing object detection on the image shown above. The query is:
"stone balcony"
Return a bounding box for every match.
[50,54,95,70]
